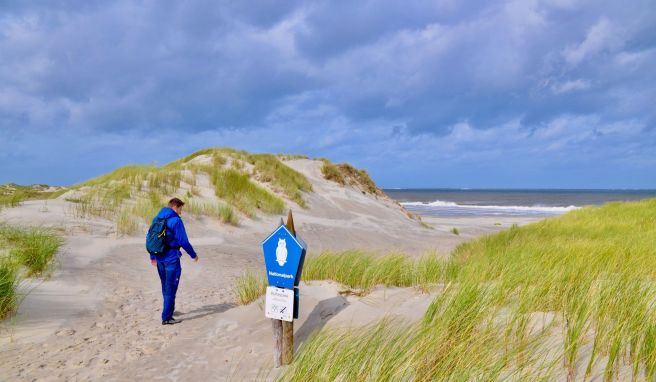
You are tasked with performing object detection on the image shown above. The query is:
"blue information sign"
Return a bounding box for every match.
[262,224,307,289]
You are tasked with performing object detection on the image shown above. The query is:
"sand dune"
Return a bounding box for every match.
[0,158,541,381]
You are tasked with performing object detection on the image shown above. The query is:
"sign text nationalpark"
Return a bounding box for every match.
[261,224,307,289]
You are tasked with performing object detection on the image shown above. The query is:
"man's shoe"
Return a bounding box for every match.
[162,318,180,325]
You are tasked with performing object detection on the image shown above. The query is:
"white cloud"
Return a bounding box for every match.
[0,1,654,187]
[563,18,622,66]
[551,79,591,94]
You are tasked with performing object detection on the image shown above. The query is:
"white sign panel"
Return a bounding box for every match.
[265,286,294,322]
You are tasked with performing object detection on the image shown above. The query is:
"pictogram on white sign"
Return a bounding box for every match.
[265,286,294,322]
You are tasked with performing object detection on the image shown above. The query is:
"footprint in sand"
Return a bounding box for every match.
[55,328,76,336]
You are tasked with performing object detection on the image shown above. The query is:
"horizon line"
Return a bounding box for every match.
[383,188,656,192]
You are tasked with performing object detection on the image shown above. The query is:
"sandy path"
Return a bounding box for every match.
[0,241,244,381]
[0,235,438,382]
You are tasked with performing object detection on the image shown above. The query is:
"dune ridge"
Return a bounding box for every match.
[0,148,537,381]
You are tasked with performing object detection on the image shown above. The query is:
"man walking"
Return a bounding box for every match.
[149,198,198,325]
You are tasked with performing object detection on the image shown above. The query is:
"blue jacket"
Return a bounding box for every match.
[149,207,197,263]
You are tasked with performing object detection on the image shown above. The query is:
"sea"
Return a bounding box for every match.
[383,189,656,218]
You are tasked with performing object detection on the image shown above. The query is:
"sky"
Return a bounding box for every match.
[1,0,654,188]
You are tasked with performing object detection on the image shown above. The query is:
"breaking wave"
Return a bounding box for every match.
[401,200,579,217]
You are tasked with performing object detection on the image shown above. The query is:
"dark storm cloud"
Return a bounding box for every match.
[0,0,654,187]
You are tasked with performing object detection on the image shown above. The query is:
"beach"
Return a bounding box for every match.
[2,2,653,378]
[0,159,548,381]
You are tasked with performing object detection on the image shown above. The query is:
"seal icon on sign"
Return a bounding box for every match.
[276,237,288,266]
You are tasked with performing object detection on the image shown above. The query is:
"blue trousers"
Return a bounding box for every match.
[157,258,181,321]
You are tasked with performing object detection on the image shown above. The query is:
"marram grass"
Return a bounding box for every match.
[320,159,381,195]
[247,153,312,208]
[0,223,63,277]
[212,168,285,216]
[233,271,267,305]
[0,184,68,210]
[0,259,18,319]
[69,148,309,233]
[186,199,239,226]
[0,223,62,318]
[302,250,445,293]
[232,251,446,305]
[0,192,25,209]
[278,198,656,381]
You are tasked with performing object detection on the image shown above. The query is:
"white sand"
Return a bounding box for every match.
[0,159,546,381]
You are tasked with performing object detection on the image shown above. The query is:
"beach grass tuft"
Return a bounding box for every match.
[233,271,267,305]
[211,168,285,216]
[277,153,309,160]
[116,208,141,235]
[69,148,311,231]
[0,184,68,210]
[186,199,239,226]
[0,223,62,318]
[0,259,18,319]
[419,221,434,229]
[276,198,656,381]
[0,224,63,277]
[247,154,312,207]
[233,251,445,305]
[303,250,445,293]
[0,192,25,209]
[320,159,382,195]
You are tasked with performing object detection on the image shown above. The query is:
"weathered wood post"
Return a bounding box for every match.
[282,210,296,364]
[272,318,284,367]
[271,217,285,368]
[262,210,306,368]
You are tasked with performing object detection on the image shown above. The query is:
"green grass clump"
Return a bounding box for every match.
[0,225,63,277]
[232,251,445,304]
[212,153,226,167]
[303,250,444,293]
[70,189,118,219]
[282,299,551,381]
[147,170,181,195]
[103,182,131,208]
[450,227,459,235]
[320,160,344,184]
[0,259,18,319]
[280,198,656,381]
[0,184,68,208]
[0,223,62,318]
[283,319,419,381]
[212,168,285,216]
[65,147,318,234]
[132,191,165,224]
[0,192,25,209]
[79,165,154,188]
[320,159,381,195]
[165,147,249,169]
[186,199,239,226]
[69,148,315,227]
[116,208,141,235]
[232,271,267,305]
[247,154,312,207]
[420,221,434,229]
[278,154,309,160]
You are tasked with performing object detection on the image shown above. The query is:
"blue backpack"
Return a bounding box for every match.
[146,218,169,256]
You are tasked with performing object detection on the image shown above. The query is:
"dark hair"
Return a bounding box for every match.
[168,197,185,208]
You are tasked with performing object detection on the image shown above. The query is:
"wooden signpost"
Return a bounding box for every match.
[262,210,306,367]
